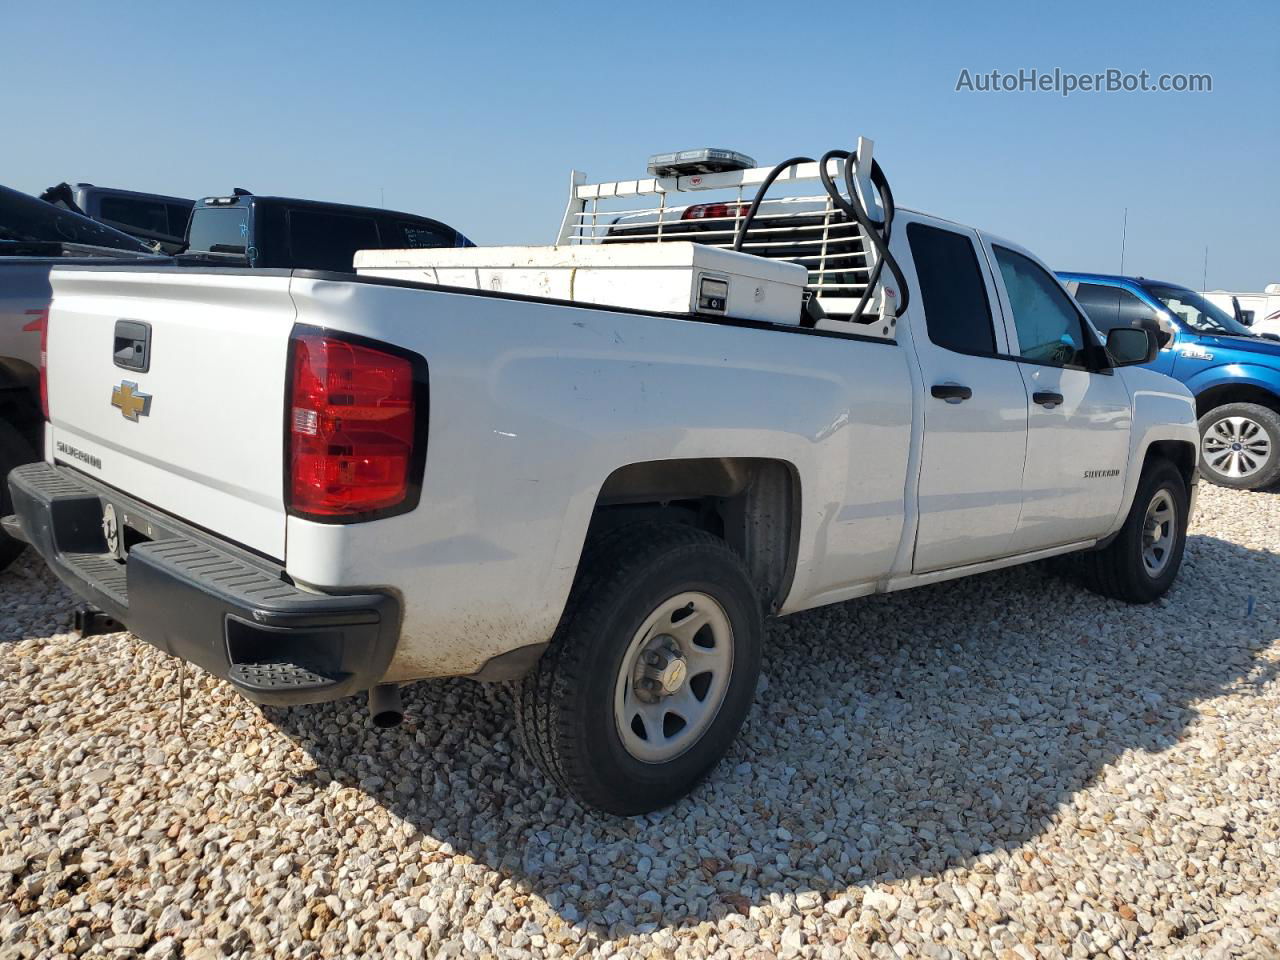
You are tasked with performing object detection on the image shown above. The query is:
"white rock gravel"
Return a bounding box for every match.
[2,484,1279,959]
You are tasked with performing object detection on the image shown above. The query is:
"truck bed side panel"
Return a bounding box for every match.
[284,277,914,681]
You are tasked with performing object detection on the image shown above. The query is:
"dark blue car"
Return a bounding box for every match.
[1058,272,1280,490]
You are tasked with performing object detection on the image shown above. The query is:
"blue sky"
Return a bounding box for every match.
[4,0,1276,289]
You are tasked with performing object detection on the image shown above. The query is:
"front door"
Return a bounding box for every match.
[904,220,1029,573]
[986,241,1132,551]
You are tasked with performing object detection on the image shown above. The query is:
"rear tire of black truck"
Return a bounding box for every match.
[1197,402,1280,490]
[1077,459,1188,604]
[513,522,763,815]
[0,420,34,572]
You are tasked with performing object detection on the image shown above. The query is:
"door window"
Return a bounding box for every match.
[381,218,455,249]
[287,209,380,272]
[99,196,171,236]
[907,223,997,354]
[1073,282,1160,333]
[993,247,1089,367]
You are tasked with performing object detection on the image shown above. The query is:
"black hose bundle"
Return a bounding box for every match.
[732,148,910,325]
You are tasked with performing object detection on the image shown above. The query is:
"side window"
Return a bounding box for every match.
[1074,282,1160,334]
[287,209,381,272]
[1115,289,1161,329]
[1071,282,1123,332]
[906,223,997,355]
[380,219,454,249]
[993,246,1090,367]
[99,196,171,236]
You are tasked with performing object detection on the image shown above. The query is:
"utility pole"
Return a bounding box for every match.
[1119,207,1128,274]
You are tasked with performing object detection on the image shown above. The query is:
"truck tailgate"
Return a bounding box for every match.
[45,269,295,559]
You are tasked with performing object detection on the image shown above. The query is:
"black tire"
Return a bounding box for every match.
[0,421,35,572]
[1197,402,1280,490]
[513,522,763,815]
[1078,459,1188,604]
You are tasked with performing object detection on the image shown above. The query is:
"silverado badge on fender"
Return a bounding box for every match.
[110,381,152,421]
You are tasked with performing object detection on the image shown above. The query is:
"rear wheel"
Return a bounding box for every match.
[0,421,35,572]
[513,522,763,815]
[1078,459,1188,604]
[1197,402,1280,490]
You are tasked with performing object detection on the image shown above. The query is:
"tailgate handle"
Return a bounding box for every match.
[113,320,151,373]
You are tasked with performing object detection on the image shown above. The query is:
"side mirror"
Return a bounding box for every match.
[1106,326,1159,366]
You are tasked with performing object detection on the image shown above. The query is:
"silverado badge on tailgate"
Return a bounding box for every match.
[110,381,152,421]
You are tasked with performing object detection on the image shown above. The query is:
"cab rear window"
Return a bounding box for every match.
[186,207,249,254]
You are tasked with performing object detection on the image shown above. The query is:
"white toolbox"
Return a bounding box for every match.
[354,242,807,326]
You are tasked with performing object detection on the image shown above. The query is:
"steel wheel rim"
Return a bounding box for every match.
[1141,489,1177,577]
[1201,416,1272,479]
[613,591,734,764]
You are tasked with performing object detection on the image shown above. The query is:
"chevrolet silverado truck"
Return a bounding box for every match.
[8,154,1199,814]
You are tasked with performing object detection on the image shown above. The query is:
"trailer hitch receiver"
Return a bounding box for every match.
[74,605,123,638]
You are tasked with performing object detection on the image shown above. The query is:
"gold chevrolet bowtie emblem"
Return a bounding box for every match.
[110,381,152,422]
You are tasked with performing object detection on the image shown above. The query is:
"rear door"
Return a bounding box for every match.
[984,241,1132,551]
[46,267,296,558]
[903,220,1029,573]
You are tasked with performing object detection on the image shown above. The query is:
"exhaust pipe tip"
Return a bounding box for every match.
[368,683,404,729]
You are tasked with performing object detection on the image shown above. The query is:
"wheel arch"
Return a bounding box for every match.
[1142,437,1197,493]
[586,457,800,614]
[1191,377,1280,420]
[0,359,43,455]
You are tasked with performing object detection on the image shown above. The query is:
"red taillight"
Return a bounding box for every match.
[287,331,420,518]
[25,309,49,420]
[682,202,751,221]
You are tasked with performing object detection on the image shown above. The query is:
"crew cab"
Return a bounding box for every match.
[9,150,1199,814]
[1061,272,1280,489]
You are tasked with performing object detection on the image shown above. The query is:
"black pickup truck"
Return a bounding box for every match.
[183,191,472,272]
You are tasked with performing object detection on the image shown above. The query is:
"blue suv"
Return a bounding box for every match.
[1058,273,1280,490]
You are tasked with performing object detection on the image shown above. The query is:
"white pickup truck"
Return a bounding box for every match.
[9,150,1200,814]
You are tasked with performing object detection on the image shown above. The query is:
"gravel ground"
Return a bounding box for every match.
[2,484,1279,960]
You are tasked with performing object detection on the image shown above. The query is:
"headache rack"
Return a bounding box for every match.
[557,138,892,330]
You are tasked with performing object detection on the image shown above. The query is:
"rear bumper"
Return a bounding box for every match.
[6,462,400,705]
